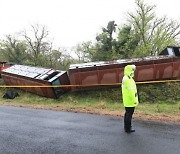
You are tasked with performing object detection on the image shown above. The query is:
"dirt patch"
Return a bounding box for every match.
[0,102,180,123]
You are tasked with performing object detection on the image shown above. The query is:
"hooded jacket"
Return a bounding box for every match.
[122,65,139,107]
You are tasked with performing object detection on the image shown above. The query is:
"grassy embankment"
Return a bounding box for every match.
[0,79,179,122]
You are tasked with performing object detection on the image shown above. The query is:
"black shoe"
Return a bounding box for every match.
[125,128,135,133]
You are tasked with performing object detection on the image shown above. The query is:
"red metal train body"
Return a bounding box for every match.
[1,65,70,98]
[68,46,180,91]
[0,46,180,98]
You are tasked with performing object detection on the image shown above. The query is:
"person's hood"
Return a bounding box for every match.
[124,65,136,77]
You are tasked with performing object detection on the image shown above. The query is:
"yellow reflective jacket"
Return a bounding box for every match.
[122,65,139,107]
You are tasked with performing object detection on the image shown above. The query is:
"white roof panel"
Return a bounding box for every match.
[2,65,54,80]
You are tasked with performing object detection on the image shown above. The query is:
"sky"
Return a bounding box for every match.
[0,0,180,49]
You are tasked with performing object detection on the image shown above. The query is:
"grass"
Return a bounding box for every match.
[0,81,179,122]
[136,101,180,115]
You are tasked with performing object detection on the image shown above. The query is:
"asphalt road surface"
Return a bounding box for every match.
[0,106,179,154]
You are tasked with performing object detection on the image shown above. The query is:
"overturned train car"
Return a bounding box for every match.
[0,46,180,98]
[68,46,180,91]
[1,65,70,98]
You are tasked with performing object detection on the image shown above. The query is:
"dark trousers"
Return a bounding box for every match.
[124,107,135,131]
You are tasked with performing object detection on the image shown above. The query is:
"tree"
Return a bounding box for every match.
[102,20,117,50]
[0,35,27,64]
[74,41,92,63]
[48,49,62,68]
[116,25,139,58]
[47,47,75,70]
[0,42,6,61]
[59,53,74,70]
[94,21,117,61]
[23,24,52,66]
[128,0,180,56]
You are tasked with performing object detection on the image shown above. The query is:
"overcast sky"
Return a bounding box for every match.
[0,0,180,49]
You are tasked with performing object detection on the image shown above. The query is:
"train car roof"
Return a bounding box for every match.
[69,55,174,69]
[2,64,66,81]
[70,46,180,69]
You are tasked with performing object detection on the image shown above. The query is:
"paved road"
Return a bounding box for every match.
[0,106,179,154]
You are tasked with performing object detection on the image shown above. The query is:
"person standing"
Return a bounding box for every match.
[122,65,139,133]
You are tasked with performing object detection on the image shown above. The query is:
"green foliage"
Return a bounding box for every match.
[58,82,180,105]
[0,35,28,64]
[115,25,139,58]
[79,0,180,61]
[0,24,74,71]
[70,82,180,104]
[91,21,117,61]
[138,82,180,103]
[128,0,180,57]
[74,41,93,63]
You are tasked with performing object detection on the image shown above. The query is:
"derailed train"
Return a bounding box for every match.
[0,46,180,98]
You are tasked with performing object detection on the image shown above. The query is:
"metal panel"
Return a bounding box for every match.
[2,65,52,80]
